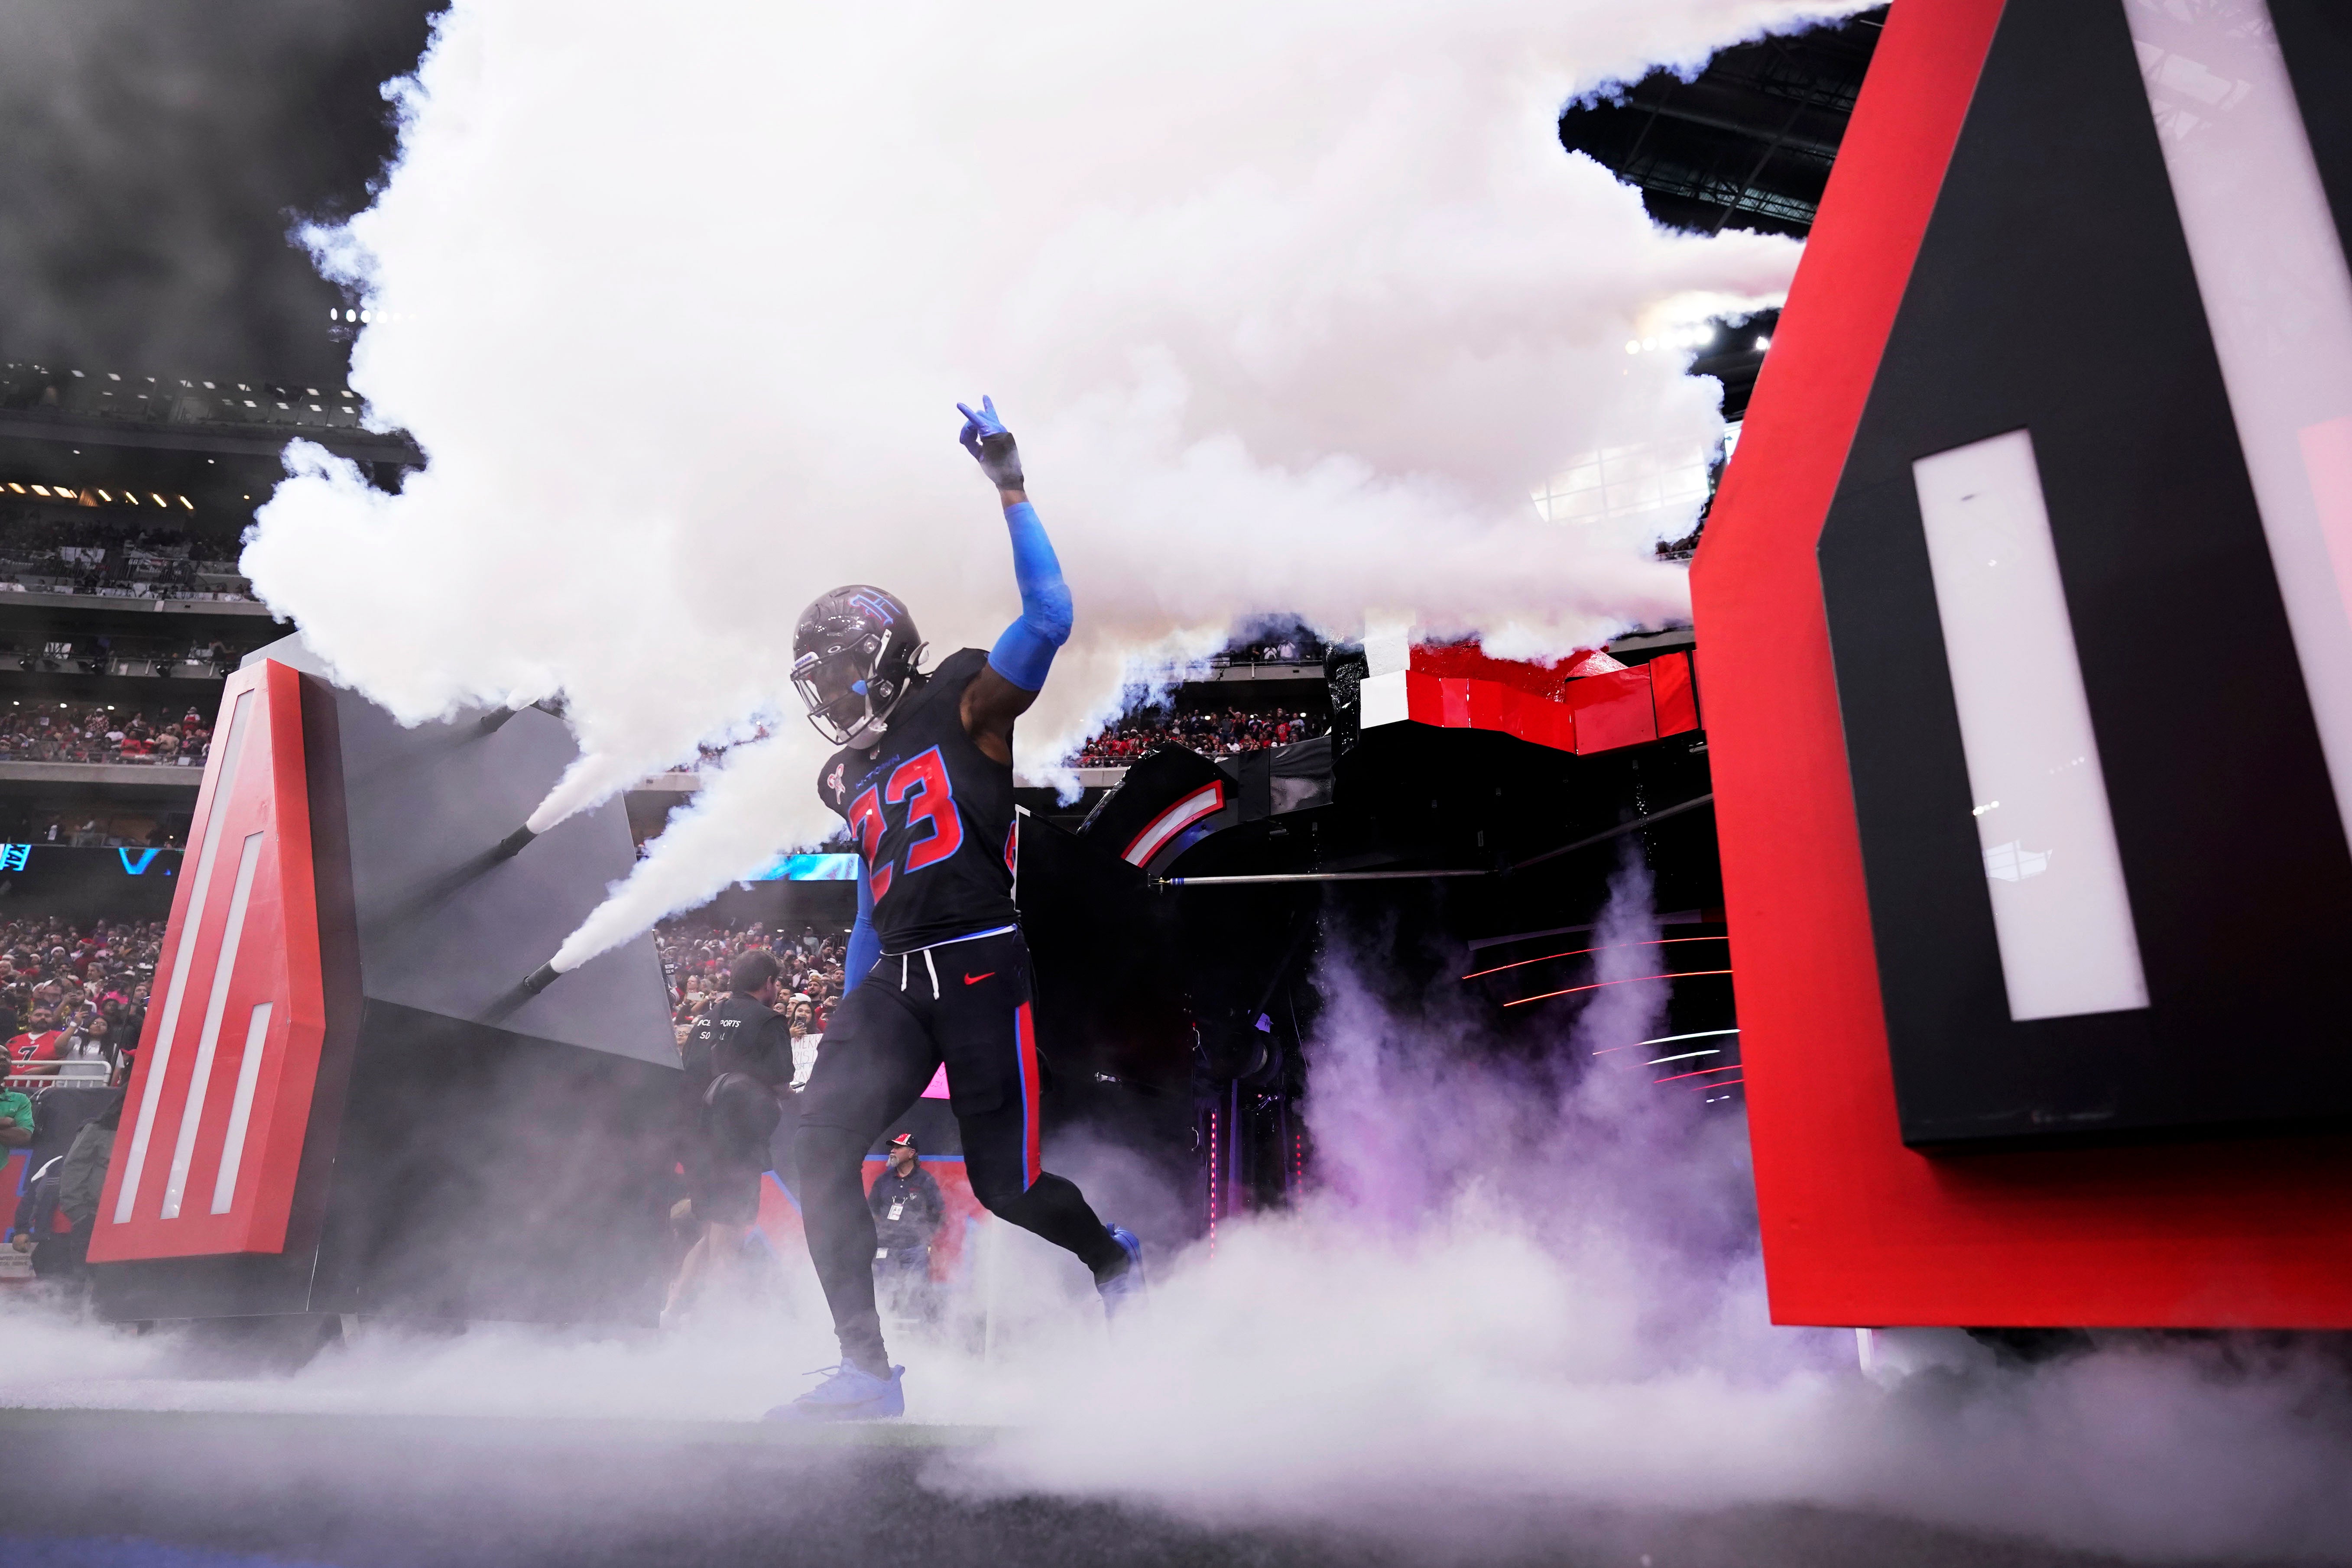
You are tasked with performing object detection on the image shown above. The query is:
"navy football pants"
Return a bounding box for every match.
[794,930,1125,1371]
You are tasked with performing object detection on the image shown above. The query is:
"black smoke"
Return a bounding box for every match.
[0,0,441,388]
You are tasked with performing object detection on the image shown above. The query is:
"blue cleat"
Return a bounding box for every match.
[764,1361,905,1422]
[1097,1224,1146,1319]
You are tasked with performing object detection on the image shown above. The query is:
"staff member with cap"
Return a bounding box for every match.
[868,1133,944,1325]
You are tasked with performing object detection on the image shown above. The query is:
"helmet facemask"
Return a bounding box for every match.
[793,641,897,747]
[792,586,923,748]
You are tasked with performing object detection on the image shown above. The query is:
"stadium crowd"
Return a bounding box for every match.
[0,512,252,600]
[1071,704,1328,767]
[660,919,846,1064]
[0,702,213,768]
[1220,632,1325,664]
[0,918,160,1085]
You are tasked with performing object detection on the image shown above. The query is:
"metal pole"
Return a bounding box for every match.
[1159,868,1489,887]
[1500,792,1715,875]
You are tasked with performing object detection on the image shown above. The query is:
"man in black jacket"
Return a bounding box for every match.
[664,950,795,1326]
[868,1132,944,1324]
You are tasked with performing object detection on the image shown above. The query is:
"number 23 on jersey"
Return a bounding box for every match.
[846,745,963,900]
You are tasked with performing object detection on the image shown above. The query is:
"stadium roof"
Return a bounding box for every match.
[1559,10,1886,242]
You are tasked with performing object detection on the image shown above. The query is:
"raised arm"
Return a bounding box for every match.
[955,397,1071,764]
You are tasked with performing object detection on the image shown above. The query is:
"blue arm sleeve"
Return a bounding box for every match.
[986,501,1073,692]
[844,860,879,994]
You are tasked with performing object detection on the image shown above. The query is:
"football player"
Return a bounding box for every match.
[773,396,1142,1422]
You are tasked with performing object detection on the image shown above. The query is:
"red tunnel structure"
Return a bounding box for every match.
[94,661,329,1263]
[1694,0,2352,1329]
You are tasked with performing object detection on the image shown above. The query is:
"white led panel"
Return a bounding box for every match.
[1913,429,2149,1021]
[2126,0,2352,855]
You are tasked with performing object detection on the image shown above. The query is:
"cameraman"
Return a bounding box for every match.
[663,950,795,1326]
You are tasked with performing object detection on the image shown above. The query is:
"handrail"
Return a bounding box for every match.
[4,1061,117,1091]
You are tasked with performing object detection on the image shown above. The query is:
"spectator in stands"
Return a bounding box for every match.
[0,701,211,770]
[65,1014,112,1073]
[0,510,257,603]
[0,1078,30,1151]
[6,1007,63,1077]
[0,920,158,1076]
[1068,702,1330,766]
[869,1132,944,1325]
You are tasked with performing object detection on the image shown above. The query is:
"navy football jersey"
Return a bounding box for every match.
[818,648,1019,952]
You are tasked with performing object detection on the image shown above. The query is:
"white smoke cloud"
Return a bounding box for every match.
[240,0,1837,962]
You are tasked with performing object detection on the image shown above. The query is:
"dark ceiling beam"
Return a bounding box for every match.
[1611,76,1848,161]
[1561,10,1882,241]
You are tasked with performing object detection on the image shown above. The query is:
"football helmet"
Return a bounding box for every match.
[792,586,923,747]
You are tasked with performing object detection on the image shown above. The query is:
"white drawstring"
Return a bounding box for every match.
[888,927,1011,997]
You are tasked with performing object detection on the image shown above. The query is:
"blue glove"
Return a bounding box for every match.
[957,395,1025,490]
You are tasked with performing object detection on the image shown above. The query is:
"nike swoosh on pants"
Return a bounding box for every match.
[963,972,995,985]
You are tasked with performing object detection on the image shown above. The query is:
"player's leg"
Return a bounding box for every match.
[790,981,938,1378]
[937,934,1132,1284]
